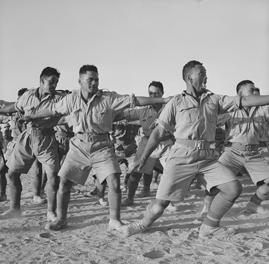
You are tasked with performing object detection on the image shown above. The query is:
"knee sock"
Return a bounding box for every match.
[143,174,152,191]
[9,177,22,210]
[142,202,165,228]
[250,188,268,205]
[46,187,57,213]
[108,191,121,220]
[127,174,142,199]
[0,172,7,196]
[203,192,215,209]
[56,193,70,220]
[203,193,234,228]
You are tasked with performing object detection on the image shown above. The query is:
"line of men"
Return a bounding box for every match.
[0,60,269,239]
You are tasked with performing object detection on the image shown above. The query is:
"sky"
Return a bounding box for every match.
[0,0,269,102]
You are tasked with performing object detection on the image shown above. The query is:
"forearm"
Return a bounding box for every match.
[241,95,269,107]
[135,96,170,106]
[29,108,53,119]
[0,104,16,115]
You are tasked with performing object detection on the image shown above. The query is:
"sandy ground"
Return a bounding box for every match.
[1,166,269,264]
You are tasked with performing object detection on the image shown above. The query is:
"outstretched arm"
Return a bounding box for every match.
[19,108,53,122]
[135,96,172,106]
[241,95,269,107]
[0,103,16,115]
[128,125,167,173]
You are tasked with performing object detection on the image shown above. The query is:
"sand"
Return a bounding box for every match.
[0,169,269,264]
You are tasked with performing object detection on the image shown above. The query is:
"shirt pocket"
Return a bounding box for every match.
[177,106,198,124]
[70,108,82,126]
[230,117,243,134]
[93,107,110,127]
[205,103,218,123]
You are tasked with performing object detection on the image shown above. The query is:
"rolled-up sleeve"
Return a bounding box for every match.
[155,98,176,134]
[110,92,136,112]
[218,95,241,114]
[49,96,70,116]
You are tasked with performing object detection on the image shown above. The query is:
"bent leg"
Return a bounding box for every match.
[203,180,242,228]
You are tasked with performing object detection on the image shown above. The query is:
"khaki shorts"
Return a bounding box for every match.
[156,143,237,201]
[58,137,121,185]
[219,146,269,185]
[7,130,60,174]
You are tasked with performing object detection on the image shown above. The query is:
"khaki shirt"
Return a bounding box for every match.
[217,106,269,144]
[123,105,166,137]
[49,89,136,134]
[156,90,241,142]
[15,88,66,129]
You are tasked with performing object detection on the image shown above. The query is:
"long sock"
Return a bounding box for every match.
[143,174,152,191]
[203,193,234,228]
[250,188,268,205]
[127,173,142,199]
[46,187,57,213]
[9,176,22,210]
[108,191,121,220]
[0,171,7,196]
[142,202,165,227]
[56,193,70,220]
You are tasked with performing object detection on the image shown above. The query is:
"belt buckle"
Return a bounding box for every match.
[86,134,93,141]
[197,140,205,149]
[245,145,252,151]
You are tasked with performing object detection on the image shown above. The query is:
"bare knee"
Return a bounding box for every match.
[218,180,242,201]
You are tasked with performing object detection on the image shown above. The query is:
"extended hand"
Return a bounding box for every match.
[18,116,32,123]
[127,158,146,174]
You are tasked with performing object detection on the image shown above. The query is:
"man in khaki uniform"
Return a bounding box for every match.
[121,60,269,238]
[0,67,66,221]
[22,64,171,231]
[216,80,269,214]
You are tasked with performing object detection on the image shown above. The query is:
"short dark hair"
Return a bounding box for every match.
[236,80,254,94]
[40,67,60,79]
[182,60,203,81]
[17,88,28,97]
[253,87,260,94]
[79,65,98,75]
[148,81,164,93]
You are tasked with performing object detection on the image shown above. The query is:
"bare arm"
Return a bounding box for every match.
[0,104,16,115]
[135,96,172,106]
[20,108,53,122]
[241,95,269,107]
[128,125,167,173]
[113,111,125,121]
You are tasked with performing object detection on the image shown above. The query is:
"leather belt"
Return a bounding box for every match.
[76,132,109,142]
[55,131,75,138]
[176,138,215,150]
[27,127,55,136]
[230,142,266,151]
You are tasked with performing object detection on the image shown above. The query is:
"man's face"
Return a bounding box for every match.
[188,64,207,92]
[239,83,256,96]
[79,71,99,94]
[148,85,163,98]
[41,75,59,94]
[253,88,260,95]
[3,125,11,137]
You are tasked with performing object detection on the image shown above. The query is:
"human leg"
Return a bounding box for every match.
[45,177,72,230]
[46,171,60,220]
[106,172,125,230]
[121,171,143,206]
[0,160,8,201]
[200,180,242,238]
[31,160,47,204]
[136,173,152,197]
[0,170,22,219]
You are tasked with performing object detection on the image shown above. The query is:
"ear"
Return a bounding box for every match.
[186,75,192,83]
[78,78,81,85]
